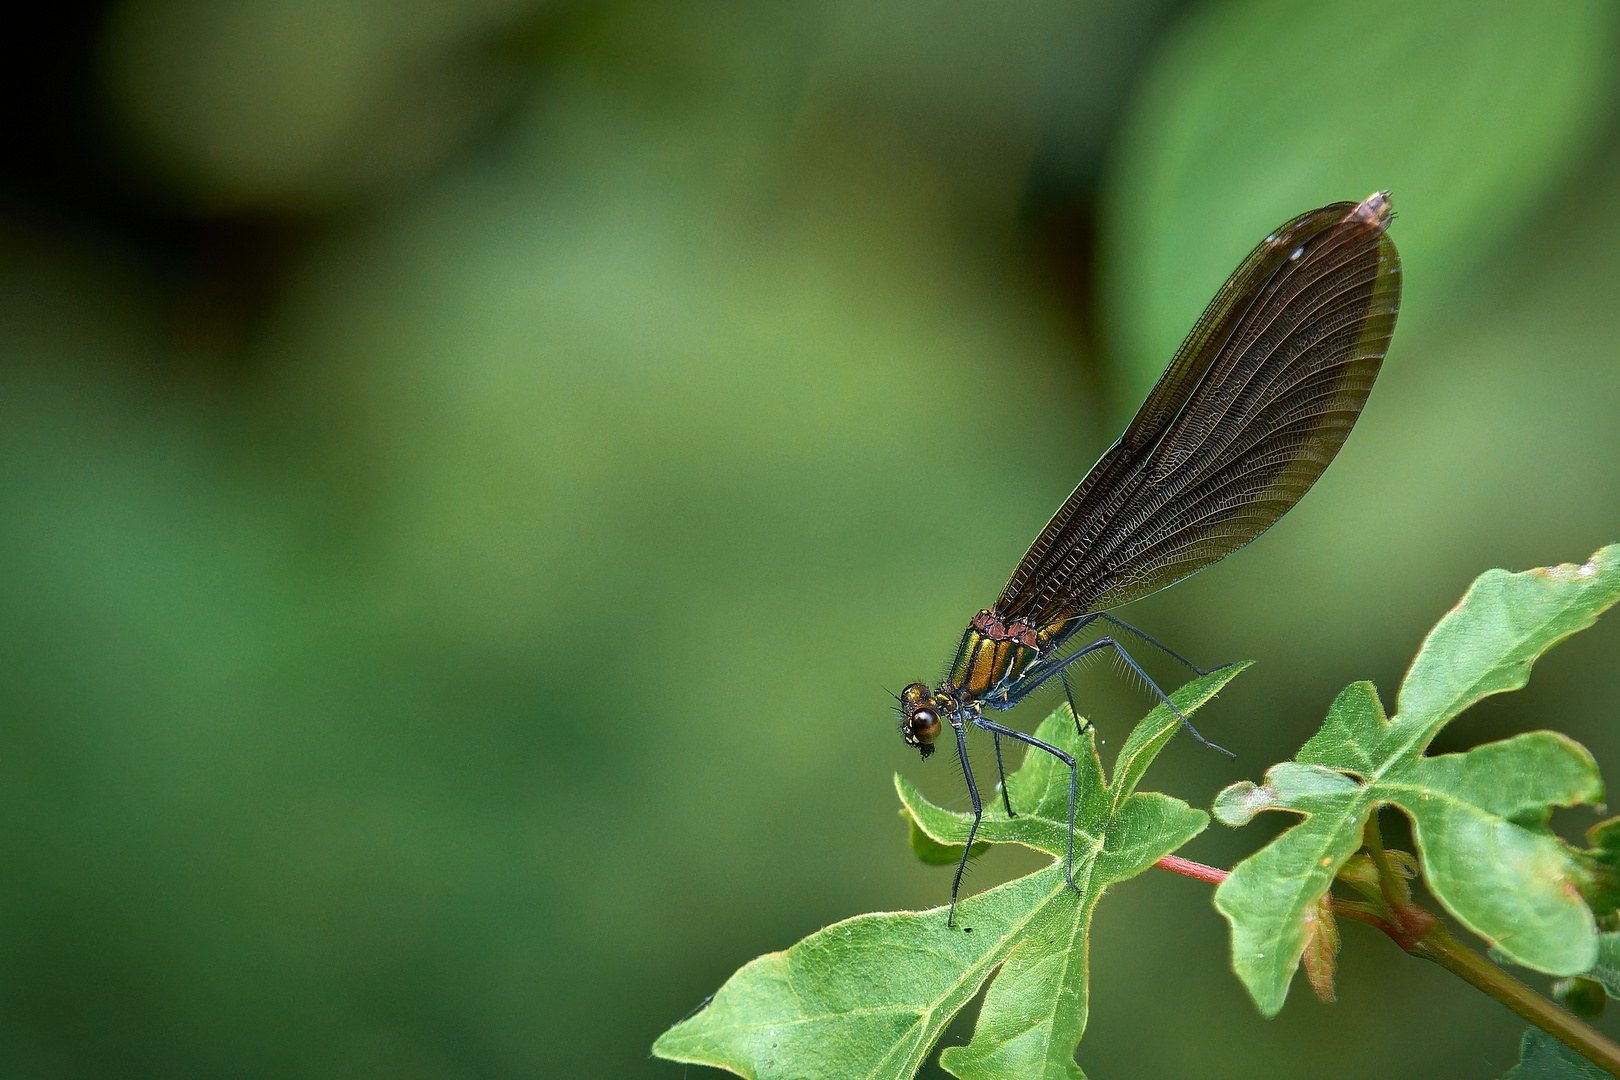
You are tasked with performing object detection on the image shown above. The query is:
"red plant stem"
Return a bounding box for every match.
[1153,855,1228,884]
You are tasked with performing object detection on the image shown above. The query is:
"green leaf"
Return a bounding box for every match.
[1102,0,1617,411]
[904,807,988,866]
[1500,1027,1611,1080]
[1214,548,1620,1015]
[654,664,1248,1079]
[651,868,1063,1080]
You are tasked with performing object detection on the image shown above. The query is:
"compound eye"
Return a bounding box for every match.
[908,707,941,744]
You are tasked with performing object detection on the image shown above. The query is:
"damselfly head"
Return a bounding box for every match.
[898,682,943,759]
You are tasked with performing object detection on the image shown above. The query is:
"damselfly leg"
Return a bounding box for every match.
[988,616,1213,821]
[945,718,981,930]
[1003,631,1231,756]
[990,733,1016,818]
[945,712,1080,929]
[1096,613,1212,677]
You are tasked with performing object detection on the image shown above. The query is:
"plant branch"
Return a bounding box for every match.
[1410,920,1620,1077]
[1362,809,1413,910]
[1323,899,1401,939]
[1151,853,1620,1078]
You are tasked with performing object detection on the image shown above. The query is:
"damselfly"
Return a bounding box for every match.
[898,193,1402,925]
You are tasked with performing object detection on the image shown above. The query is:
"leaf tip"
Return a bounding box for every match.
[1213,781,1270,826]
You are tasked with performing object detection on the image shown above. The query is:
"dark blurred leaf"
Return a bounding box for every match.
[1583,933,1620,999]
[1213,547,1620,1015]
[1551,976,1607,1019]
[1104,0,1618,408]
[653,665,1248,1079]
[1500,1027,1611,1080]
[103,0,541,209]
[810,0,1178,199]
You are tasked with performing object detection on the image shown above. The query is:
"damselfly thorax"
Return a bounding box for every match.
[899,609,1067,756]
[947,609,1060,697]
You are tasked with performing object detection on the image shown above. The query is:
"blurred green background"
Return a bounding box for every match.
[3,1,1620,1076]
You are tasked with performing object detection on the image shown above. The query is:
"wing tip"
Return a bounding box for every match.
[1346,191,1393,231]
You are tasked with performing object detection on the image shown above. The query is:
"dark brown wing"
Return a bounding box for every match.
[998,194,1401,628]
